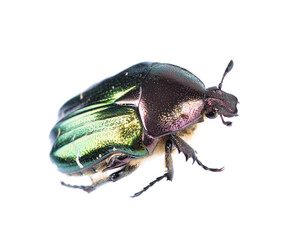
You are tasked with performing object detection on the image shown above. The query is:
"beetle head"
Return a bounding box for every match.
[204,60,238,126]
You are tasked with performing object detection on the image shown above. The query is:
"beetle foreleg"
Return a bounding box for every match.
[170,134,224,172]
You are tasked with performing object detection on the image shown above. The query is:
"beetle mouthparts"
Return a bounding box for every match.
[220,114,232,126]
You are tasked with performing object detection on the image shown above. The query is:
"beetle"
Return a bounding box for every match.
[49,60,238,197]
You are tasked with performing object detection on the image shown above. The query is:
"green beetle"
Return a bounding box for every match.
[50,61,238,197]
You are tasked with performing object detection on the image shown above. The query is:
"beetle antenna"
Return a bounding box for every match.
[218,60,234,90]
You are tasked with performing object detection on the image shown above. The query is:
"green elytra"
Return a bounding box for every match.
[49,63,152,173]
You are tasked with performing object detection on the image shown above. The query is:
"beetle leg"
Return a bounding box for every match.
[61,163,139,193]
[131,139,173,197]
[61,176,110,193]
[108,163,138,182]
[170,134,224,172]
[165,139,174,181]
[103,155,129,171]
[131,173,168,198]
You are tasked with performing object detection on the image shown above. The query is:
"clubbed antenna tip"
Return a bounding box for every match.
[218,60,234,90]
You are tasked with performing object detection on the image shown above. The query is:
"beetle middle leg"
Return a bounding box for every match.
[170,134,224,172]
[103,155,130,171]
[131,139,174,197]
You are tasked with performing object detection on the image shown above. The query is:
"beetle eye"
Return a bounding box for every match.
[206,110,217,119]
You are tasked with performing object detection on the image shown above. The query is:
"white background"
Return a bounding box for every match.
[1,1,283,239]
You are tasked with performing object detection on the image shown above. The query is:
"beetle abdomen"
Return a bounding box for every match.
[50,105,148,173]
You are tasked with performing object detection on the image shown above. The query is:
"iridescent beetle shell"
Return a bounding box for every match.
[49,61,238,197]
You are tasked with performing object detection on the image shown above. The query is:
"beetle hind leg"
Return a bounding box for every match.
[61,162,139,193]
[131,139,174,197]
[61,177,108,193]
[171,134,224,172]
